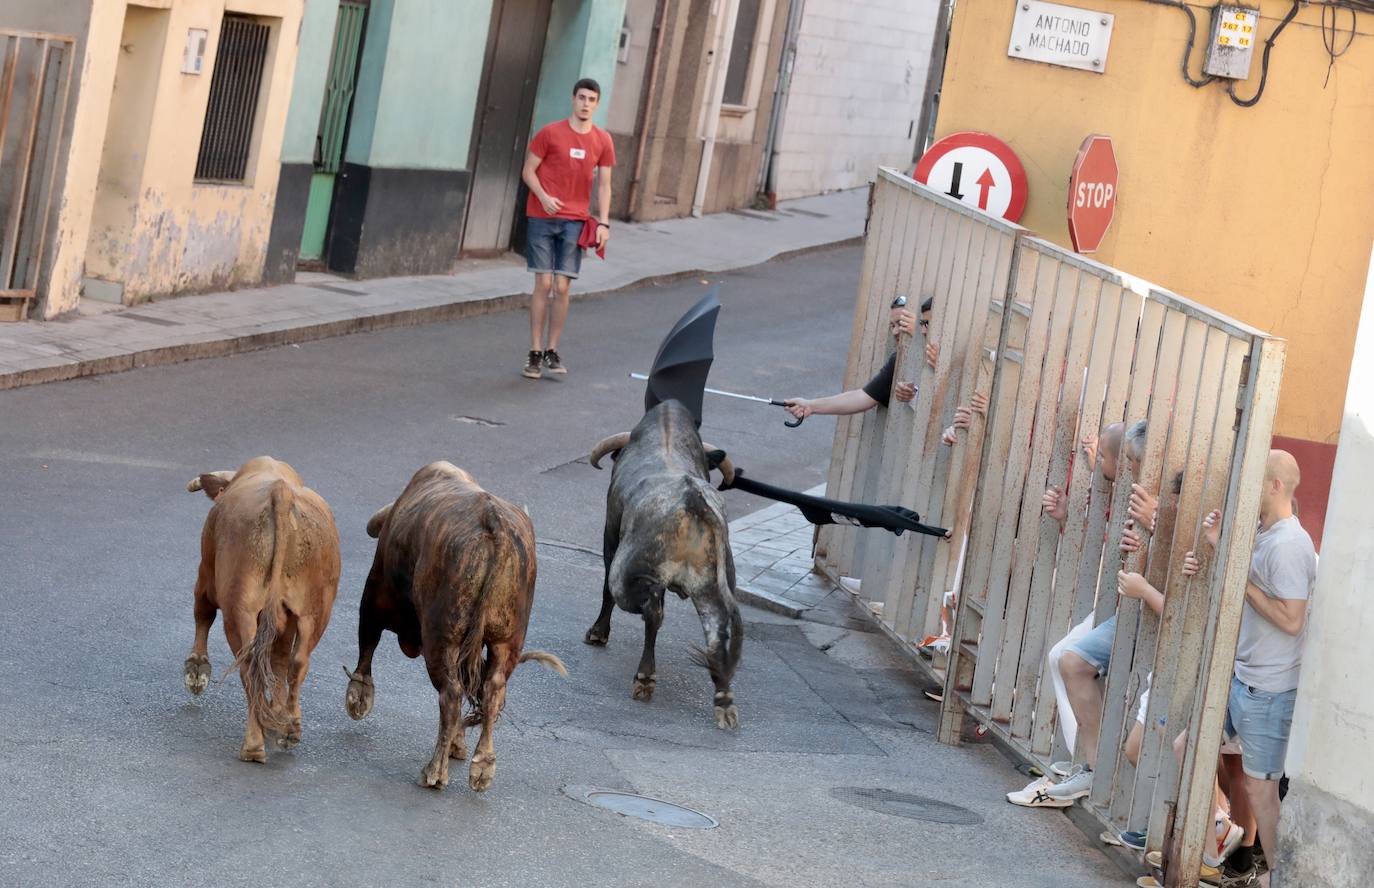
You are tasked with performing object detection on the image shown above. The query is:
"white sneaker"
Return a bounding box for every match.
[1205,819,1245,868]
[1006,774,1053,806]
[1050,760,1075,777]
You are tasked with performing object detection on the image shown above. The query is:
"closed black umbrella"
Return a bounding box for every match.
[643,287,721,426]
[722,470,950,539]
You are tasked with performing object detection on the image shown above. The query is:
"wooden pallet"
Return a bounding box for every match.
[0,289,33,322]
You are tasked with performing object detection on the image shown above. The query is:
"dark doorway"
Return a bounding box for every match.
[461,0,553,256]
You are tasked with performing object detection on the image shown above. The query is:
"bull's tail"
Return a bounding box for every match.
[454,495,515,720]
[688,522,743,683]
[517,650,568,676]
[232,480,295,734]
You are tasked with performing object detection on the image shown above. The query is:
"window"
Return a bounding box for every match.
[722,0,762,107]
[194,16,271,182]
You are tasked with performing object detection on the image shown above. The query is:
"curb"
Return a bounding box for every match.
[735,585,810,620]
[0,236,863,393]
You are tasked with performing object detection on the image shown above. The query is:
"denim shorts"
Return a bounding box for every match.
[525,217,583,279]
[1224,675,1296,780]
[1065,613,1117,674]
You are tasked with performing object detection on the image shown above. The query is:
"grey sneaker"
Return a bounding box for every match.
[522,350,543,379]
[543,348,567,375]
[1042,767,1093,803]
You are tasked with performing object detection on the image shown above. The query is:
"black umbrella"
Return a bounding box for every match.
[643,287,721,425]
[722,469,950,539]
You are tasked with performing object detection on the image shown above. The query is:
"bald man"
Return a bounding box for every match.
[1191,449,1316,886]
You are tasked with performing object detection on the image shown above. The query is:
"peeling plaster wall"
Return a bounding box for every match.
[80,0,303,304]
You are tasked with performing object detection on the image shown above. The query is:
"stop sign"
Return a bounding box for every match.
[1067,135,1118,253]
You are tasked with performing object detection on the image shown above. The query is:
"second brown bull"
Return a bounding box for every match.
[345,462,566,791]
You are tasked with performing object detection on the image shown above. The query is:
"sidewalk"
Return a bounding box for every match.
[730,485,841,618]
[0,189,865,391]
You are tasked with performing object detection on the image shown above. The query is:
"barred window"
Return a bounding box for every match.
[194,16,271,182]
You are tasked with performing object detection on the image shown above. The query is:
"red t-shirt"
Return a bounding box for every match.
[525,120,616,220]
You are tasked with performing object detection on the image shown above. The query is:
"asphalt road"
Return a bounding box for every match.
[0,247,1115,887]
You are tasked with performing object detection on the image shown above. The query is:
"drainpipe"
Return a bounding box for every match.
[626,0,669,221]
[756,0,807,206]
[914,0,954,159]
[691,0,739,218]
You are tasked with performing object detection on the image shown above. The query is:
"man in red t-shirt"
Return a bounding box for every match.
[519,77,615,379]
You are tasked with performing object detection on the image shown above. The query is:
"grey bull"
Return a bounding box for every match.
[585,400,743,728]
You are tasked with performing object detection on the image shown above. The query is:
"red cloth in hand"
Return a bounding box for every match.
[579,218,606,260]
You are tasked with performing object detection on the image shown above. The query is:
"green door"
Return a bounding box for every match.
[300,1,367,262]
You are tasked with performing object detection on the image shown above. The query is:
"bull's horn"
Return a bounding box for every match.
[365,502,394,538]
[186,470,234,493]
[701,443,735,487]
[589,432,632,469]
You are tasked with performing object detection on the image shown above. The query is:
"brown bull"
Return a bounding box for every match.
[184,456,340,763]
[344,462,566,791]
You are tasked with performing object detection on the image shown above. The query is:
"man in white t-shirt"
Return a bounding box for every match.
[1195,449,1317,887]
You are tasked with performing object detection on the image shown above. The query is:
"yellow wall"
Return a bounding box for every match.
[48,0,302,312]
[936,0,1374,445]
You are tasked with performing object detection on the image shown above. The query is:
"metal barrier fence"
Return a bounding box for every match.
[815,169,1285,888]
[0,30,75,321]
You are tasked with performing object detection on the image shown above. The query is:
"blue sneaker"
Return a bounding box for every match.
[1119,830,1147,851]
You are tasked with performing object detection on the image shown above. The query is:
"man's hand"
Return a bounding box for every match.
[1042,486,1068,524]
[953,405,976,431]
[1120,521,1144,554]
[1201,509,1221,548]
[1118,571,1151,601]
[1181,550,1202,578]
[890,308,916,337]
[539,194,564,216]
[1128,483,1158,534]
[783,399,813,420]
[925,341,939,370]
[1080,433,1099,472]
[942,425,958,447]
[893,381,916,402]
[970,391,989,415]
[596,222,610,249]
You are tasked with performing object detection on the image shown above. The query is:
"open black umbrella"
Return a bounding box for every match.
[643,287,721,425]
[722,469,949,539]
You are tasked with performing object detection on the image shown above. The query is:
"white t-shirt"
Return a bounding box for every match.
[1233,516,1317,693]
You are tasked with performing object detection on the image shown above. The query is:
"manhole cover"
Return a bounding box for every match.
[583,790,718,829]
[829,787,984,825]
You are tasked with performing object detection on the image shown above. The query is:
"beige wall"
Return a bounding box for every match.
[936,0,1374,449]
[45,0,302,314]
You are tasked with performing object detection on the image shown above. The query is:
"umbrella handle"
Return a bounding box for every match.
[770,399,804,428]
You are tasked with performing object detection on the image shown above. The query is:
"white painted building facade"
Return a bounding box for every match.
[770,0,941,200]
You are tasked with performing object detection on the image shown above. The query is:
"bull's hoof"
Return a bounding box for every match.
[277,718,303,749]
[583,625,610,646]
[239,742,267,763]
[469,753,496,792]
[631,673,656,701]
[449,734,467,761]
[344,670,374,720]
[419,759,450,790]
[713,691,739,729]
[183,654,211,696]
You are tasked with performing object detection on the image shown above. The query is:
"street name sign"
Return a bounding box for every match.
[914,132,1028,223]
[1067,134,1118,253]
[1008,0,1114,73]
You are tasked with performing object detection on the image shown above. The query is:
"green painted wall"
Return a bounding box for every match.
[531,0,627,132]
[344,0,492,170]
[280,0,342,164]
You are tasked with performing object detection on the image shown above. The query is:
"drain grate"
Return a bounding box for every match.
[581,789,718,829]
[829,787,984,825]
